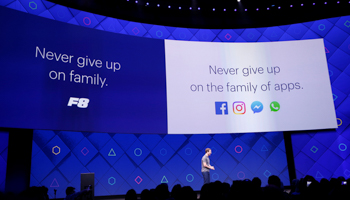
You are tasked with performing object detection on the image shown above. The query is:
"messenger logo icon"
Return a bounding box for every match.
[251,101,263,113]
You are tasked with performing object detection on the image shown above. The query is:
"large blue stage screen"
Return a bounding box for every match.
[0,6,167,134]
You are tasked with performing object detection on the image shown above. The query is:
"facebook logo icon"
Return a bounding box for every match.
[215,102,228,115]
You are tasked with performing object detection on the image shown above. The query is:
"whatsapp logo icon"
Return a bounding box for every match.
[270,101,280,112]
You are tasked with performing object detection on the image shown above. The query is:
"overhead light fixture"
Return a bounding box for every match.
[237,0,241,2]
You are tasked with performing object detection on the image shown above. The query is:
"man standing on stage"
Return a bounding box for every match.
[201,148,215,184]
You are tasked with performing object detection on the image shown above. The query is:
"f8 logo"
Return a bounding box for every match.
[67,97,90,108]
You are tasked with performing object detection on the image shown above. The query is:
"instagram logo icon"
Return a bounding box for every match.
[233,101,246,115]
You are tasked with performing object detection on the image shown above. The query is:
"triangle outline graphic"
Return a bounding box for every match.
[50,178,59,187]
[161,176,168,183]
[325,47,330,53]
[316,171,323,179]
[108,148,116,156]
[261,145,268,151]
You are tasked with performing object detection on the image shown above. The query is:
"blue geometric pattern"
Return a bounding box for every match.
[30,131,288,198]
[0,0,346,197]
[291,15,350,179]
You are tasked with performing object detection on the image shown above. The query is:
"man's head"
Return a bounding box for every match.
[268,175,281,188]
[66,187,75,196]
[205,148,212,156]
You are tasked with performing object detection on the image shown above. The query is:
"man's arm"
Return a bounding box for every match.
[203,161,215,170]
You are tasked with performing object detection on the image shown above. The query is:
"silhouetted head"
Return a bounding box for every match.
[141,189,151,200]
[126,189,137,200]
[171,184,182,200]
[268,175,281,188]
[181,186,196,200]
[252,177,262,188]
[65,187,75,196]
[155,183,170,200]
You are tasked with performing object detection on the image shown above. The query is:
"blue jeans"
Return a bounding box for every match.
[202,171,210,184]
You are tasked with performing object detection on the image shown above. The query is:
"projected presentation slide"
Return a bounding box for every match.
[2,0,349,199]
[165,39,337,134]
[0,6,337,134]
[0,6,167,134]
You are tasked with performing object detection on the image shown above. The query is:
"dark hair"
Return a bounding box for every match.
[65,187,75,195]
[268,175,281,188]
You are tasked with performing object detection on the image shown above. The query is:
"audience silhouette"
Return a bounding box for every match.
[125,189,138,200]
[1,175,350,200]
